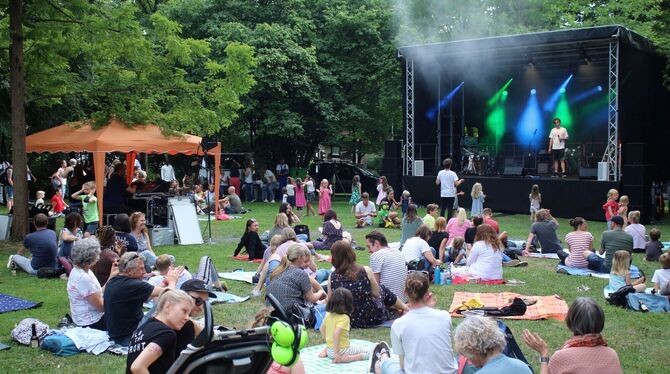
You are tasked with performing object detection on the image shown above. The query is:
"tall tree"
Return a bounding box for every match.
[1,0,256,238]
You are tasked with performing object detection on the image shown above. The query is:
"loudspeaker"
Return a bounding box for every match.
[537,162,549,174]
[622,164,650,184]
[579,167,598,180]
[624,143,646,165]
[201,137,218,152]
[385,140,402,159]
[414,160,424,176]
[503,166,524,176]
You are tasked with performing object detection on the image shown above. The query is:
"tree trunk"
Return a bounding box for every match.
[9,0,28,240]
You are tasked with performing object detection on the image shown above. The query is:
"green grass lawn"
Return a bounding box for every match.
[1,198,669,373]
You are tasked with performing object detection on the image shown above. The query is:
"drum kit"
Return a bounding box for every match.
[461,148,493,175]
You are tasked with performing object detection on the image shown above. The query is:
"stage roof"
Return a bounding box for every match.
[397,25,657,70]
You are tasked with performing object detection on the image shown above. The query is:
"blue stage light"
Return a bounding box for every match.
[426,82,465,120]
[543,74,573,112]
[530,89,536,95]
[570,85,606,104]
[560,88,566,94]
[597,85,603,91]
[516,91,543,150]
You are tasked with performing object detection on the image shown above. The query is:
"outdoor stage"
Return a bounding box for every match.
[404,175,617,222]
[387,26,670,223]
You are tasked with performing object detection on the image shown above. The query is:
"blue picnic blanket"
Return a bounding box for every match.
[0,293,42,314]
[556,264,641,278]
[627,293,670,312]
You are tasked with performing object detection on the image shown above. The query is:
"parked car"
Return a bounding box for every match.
[308,160,378,195]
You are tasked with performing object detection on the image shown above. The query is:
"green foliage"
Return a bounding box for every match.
[0,0,256,136]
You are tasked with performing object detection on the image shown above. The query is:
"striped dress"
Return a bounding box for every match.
[565,231,593,268]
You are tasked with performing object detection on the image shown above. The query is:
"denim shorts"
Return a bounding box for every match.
[5,186,13,199]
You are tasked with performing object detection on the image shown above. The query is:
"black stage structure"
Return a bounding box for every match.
[387,26,669,222]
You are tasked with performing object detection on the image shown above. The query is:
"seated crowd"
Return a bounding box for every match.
[7,170,667,374]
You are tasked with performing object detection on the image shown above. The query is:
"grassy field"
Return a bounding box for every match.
[1,197,669,373]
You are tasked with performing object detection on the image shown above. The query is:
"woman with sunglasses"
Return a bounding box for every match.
[126,289,194,374]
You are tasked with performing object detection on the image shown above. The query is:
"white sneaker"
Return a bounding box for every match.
[263,199,269,203]
[270,200,275,203]
[7,255,14,269]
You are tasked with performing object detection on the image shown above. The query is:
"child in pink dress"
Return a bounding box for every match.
[318,179,333,215]
[294,177,306,216]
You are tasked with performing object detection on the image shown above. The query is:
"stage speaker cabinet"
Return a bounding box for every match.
[622,164,650,185]
[503,166,524,176]
[383,158,401,175]
[579,167,598,180]
[597,162,608,181]
[414,160,424,176]
[384,140,402,159]
[151,227,175,247]
[537,162,549,174]
[624,143,646,165]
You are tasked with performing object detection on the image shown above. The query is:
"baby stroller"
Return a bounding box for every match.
[167,294,294,374]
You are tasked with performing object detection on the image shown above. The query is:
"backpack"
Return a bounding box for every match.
[41,334,80,357]
[0,162,10,185]
[11,318,49,345]
[606,285,635,308]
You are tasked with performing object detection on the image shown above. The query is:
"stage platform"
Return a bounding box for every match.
[403,175,619,221]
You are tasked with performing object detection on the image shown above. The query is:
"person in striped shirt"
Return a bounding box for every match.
[558,217,593,268]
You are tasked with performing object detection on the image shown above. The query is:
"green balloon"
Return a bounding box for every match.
[271,342,295,366]
[271,321,294,347]
[298,325,308,350]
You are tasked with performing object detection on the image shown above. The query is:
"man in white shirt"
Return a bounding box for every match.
[366,231,408,302]
[160,160,176,182]
[355,192,377,227]
[435,158,463,220]
[548,117,569,178]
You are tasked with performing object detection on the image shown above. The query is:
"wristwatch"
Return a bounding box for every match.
[540,356,550,364]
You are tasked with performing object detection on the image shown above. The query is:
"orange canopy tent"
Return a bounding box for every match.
[26,119,221,219]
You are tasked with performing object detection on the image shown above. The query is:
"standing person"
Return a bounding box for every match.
[470,183,485,217]
[436,158,464,220]
[4,164,12,212]
[160,159,177,183]
[366,231,408,303]
[228,159,242,197]
[318,179,333,215]
[243,161,255,202]
[50,189,68,217]
[262,166,278,203]
[104,163,137,214]
[304,175,316,216]
[548,117,569,178]
[376,176,389,206]
[523,298,623,374]
[276,158,289,193]
[559,217,593,269]
[294,177,306,216]
[286,177,296,207]
[7,214,57,276]
[369,272,458,374]
[618,195,630,226]
[71,181,99,237]
[126,290,194,373]
[349,175,361,213]
[602,189,620,230]
[529,184,542,222]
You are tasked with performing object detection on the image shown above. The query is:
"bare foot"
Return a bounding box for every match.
[318,348,327,358]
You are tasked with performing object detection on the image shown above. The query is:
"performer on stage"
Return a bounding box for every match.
[548,117,568,178]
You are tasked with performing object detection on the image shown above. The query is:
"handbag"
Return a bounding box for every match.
[291,303,316,328]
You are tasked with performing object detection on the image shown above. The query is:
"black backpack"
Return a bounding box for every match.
[606,285,635,307]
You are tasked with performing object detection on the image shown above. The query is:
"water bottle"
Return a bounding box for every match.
[433,266,441,285]
[639,300,649,313]
[446,265,452,285]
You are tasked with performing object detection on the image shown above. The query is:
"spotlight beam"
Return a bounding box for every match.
[487,78,513,107]
[426,82,465,120]
[543,74,573,111]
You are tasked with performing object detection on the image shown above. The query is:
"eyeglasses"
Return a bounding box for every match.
[190,294,205,306]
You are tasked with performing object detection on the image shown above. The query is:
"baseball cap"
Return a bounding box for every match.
[610,215,624,226]
[180,279,217,298]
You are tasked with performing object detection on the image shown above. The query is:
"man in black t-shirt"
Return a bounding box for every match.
[104,163,136,214]
[103,252,180,345]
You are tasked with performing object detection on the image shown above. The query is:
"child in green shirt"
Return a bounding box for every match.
[71,181,99,236]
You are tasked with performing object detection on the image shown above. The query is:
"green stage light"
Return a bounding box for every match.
[560,87,566,94]
[553,93,573,128]
[487,79,513,107]
[485,102,506,146]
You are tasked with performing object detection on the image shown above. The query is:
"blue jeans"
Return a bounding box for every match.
[419,248,438,271]
[263,182,278,201]
[243,183,254,202]
[502,253,512,263]
[586,253,608,273]
[315,269,331,283]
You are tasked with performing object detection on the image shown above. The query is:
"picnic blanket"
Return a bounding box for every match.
[218,271,255,284]
[232,255,263,263]
[448,292,568,321]
[211,292,250,304]
[301,339,396,374]
[525,252,560,259]
[556,264,641,279]
[0,293,42,314]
